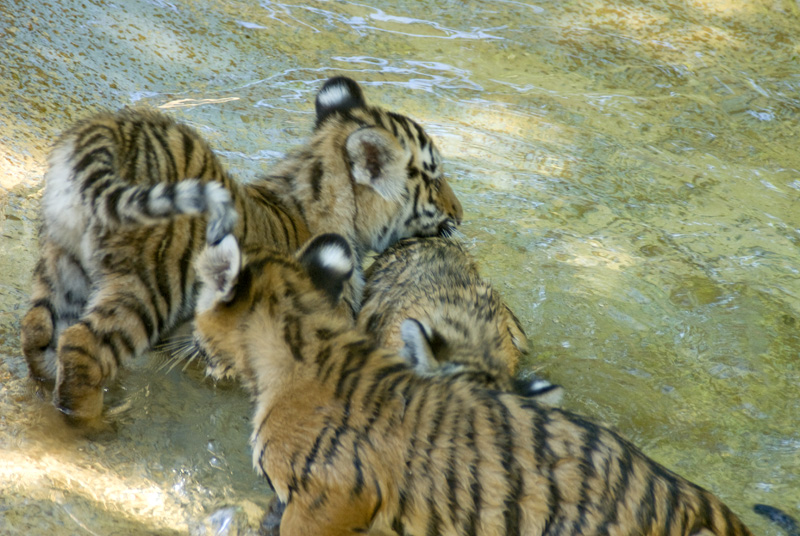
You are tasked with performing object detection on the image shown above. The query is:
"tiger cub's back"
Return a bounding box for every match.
[24,107,243,388]
[192,233,757,536]
[359,236,562,402]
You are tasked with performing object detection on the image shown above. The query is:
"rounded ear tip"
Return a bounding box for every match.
[319,76,362,96]
[311,233,351,255]
[315,77,366,124]
[307,233,353,275]
[320,75,359,88]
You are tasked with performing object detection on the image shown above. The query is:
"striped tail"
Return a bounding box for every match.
[43,108,238,250]
[754,504,799,536]
[91,179,238,245]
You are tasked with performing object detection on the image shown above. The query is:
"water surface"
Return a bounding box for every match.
[1,0,798,534]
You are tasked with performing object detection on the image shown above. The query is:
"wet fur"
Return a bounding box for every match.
[21,77,462,429]
[192,234,754,536]
[360,236,562,403]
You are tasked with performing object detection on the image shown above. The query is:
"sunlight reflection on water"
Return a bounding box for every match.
[1,0,798,534]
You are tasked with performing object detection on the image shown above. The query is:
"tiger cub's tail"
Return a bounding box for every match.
[42,107,238,252]
[85,179,237,245]
[754,504,799,536]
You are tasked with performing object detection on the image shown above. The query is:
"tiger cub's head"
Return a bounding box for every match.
[192,233,355,390]
[398,318,564,405]
[308,77,463,253]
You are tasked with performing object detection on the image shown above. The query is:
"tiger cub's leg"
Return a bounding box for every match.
[21,238,92,389]
[54,277,166,427]
[54,235,194,428]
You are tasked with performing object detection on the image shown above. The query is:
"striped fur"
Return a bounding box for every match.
[191,234,754,536]
[360,237,562,404]
[754,505,799,536]
[21,77,462,430]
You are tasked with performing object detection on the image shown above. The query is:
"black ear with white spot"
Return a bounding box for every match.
[298,233,354,304]
[512,370,565,406]
[315,76,367,127]
[195,234,242,312]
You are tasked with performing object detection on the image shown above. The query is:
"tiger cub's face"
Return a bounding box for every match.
[311,77,463,253]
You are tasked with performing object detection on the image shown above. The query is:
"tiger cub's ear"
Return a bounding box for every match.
[399,318,443,372]
[298,233,354,305]
[195,234,242,313]
[315,76,366,126]
[346,127,408,202]
[315,76,407,202]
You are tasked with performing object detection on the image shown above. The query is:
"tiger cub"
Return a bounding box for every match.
[359,236,562,404]
[20,76,462,429]
[192,233,754,536]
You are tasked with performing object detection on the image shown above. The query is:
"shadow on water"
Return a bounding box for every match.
[0,491,185,536]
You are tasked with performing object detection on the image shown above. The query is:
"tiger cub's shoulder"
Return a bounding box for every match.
[359,236,562,404]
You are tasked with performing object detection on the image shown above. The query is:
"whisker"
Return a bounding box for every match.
[152,334,202,374]
[154,336,193,352]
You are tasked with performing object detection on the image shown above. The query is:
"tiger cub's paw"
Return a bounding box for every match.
[53,324,107,431]
[20,305,57,388]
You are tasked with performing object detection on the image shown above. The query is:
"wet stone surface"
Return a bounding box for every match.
[1,0,799,534]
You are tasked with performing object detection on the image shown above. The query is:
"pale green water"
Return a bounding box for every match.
[0,0,798,534]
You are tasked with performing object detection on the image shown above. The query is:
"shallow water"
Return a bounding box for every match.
[1,0,798,534]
